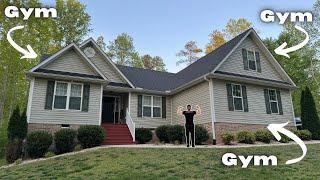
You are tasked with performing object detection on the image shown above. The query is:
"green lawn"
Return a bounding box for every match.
[1,144,320,179]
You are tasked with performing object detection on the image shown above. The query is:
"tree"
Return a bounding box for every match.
[107,33,138,65]
[96,36,106,51]
[224,18,252,38]
[7,106,21,140]
[141,55,166,71]
[20,109,28,140]
[176,41,202,66]
[300,87,320,139]
[205,30,226,54]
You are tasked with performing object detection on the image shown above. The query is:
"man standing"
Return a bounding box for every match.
[177,105,201,147]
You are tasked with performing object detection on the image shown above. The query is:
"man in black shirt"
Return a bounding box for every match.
[177,104,201,147]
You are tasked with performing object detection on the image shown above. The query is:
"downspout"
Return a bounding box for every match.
[204,74,216,144]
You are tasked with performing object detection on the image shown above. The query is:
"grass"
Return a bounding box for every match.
[1,144,320,179]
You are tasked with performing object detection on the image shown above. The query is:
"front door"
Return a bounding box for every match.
[102,97,115,123]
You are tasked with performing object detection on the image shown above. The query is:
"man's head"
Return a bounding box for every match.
[187,105,191,111]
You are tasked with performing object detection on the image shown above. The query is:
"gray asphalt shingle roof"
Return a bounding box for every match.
[117,28,252,91]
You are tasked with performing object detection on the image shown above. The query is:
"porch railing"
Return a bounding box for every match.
[126,108,135,142]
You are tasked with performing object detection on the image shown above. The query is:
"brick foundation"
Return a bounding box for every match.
[214,122,266,144]
[28,123,81,135]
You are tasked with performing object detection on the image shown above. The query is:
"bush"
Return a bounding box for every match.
[5,139,22,164]
[221,133,234,145]
[77,126,105,148]
[168,125,184,143]
[195,125,209,145]
[54,129,77,154]
[280,134,291,143]
[293,130,312,141]
[135,128,152,144]
[237,131,256,144]
[155,125,170,143]
[255,130,273,143]
[44,151,56,158]
[26,131,52,158]
[74,144,82,151]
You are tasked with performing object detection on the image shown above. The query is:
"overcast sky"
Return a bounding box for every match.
[42,0,315,73]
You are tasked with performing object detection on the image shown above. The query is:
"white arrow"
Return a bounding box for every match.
[267,122,307,165]
[274,25,309,58]
[6,25,37,59]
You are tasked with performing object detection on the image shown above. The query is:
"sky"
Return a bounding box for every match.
[42,0,315,73]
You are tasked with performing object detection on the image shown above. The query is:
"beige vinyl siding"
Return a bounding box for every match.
[212,79,294,125]
[29,78,102,125]
[81,45,125,83]
[44,49,97,75]
[218,35,284,81]
[171,81,211,125]
[130,93,171,128]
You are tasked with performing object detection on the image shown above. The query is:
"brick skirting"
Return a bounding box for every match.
[28,123,81,134]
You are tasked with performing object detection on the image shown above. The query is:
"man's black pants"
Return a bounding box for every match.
[185,124,195,146]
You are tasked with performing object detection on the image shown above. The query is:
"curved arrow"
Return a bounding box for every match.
[267,122,307,165]
[6,25,37,59]
[274,25,309,58]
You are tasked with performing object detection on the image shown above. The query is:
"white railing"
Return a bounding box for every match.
[126,108,135,142]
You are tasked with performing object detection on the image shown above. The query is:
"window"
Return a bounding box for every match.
[232,84,243,111]
[268,89,279,114]
[142,95,162,118]
[53,81,83,110]
[247,50,257,71]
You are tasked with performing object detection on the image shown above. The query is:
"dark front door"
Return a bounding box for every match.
[102,97,115,123]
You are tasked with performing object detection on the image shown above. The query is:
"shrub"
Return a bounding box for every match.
[221,133,234,145]
[135,128,152,144]
[5,139,22,164]
[255,130,273,143]
[74,144,82,151]
[54,129,77,154]
[155,125,170,143]
[237,131,256,144]
[195,125,209,145]
[7,106,20,140]
[168,125,184,143]
[293,130,312,141]
[44,151,56,158]
[26,131,52,158]
[77,126,105,148]
[280,134,291,143]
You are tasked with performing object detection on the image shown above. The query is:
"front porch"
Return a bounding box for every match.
[101,90,135,144]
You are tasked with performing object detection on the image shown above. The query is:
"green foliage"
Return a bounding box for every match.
[140,54,166,71]
[26,131,52,158]
[280,134,291,143]
[195,125,209,145]
[74,144,82,152]
[155,125,170,143]
[77,126,105,149]
[135,128,152,144]
[255,130,273,143]
[54,129,77,154]
[237,131,256,144]
[5,139,22,164]
[44,151,56,158]
[301,87,320,139]
[7,106,21,140]
[167,125,184,143]
[19,109,28,140]
[221,133,234,145]
[293,129,312,141]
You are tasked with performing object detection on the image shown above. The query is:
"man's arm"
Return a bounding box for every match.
[176,106,184,116]
[195,105,201,115]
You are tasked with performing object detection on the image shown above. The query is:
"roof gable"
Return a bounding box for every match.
[30,44,108,80]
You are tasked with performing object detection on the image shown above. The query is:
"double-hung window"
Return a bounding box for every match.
[232,84,243,111]
[142,95,162,118]
[247,50,257,71]
[53,81,83,111]
[268,89,279,114]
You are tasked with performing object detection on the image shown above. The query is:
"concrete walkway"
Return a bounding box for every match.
[1,140,320,169]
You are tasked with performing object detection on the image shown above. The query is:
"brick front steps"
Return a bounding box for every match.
[101,123,134,145]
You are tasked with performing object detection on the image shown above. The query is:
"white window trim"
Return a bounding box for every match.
[247,50,257,72]
[52,81,84,111]
[142,95,162,118]
[231,84,244,112]
[268,89,279,114]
